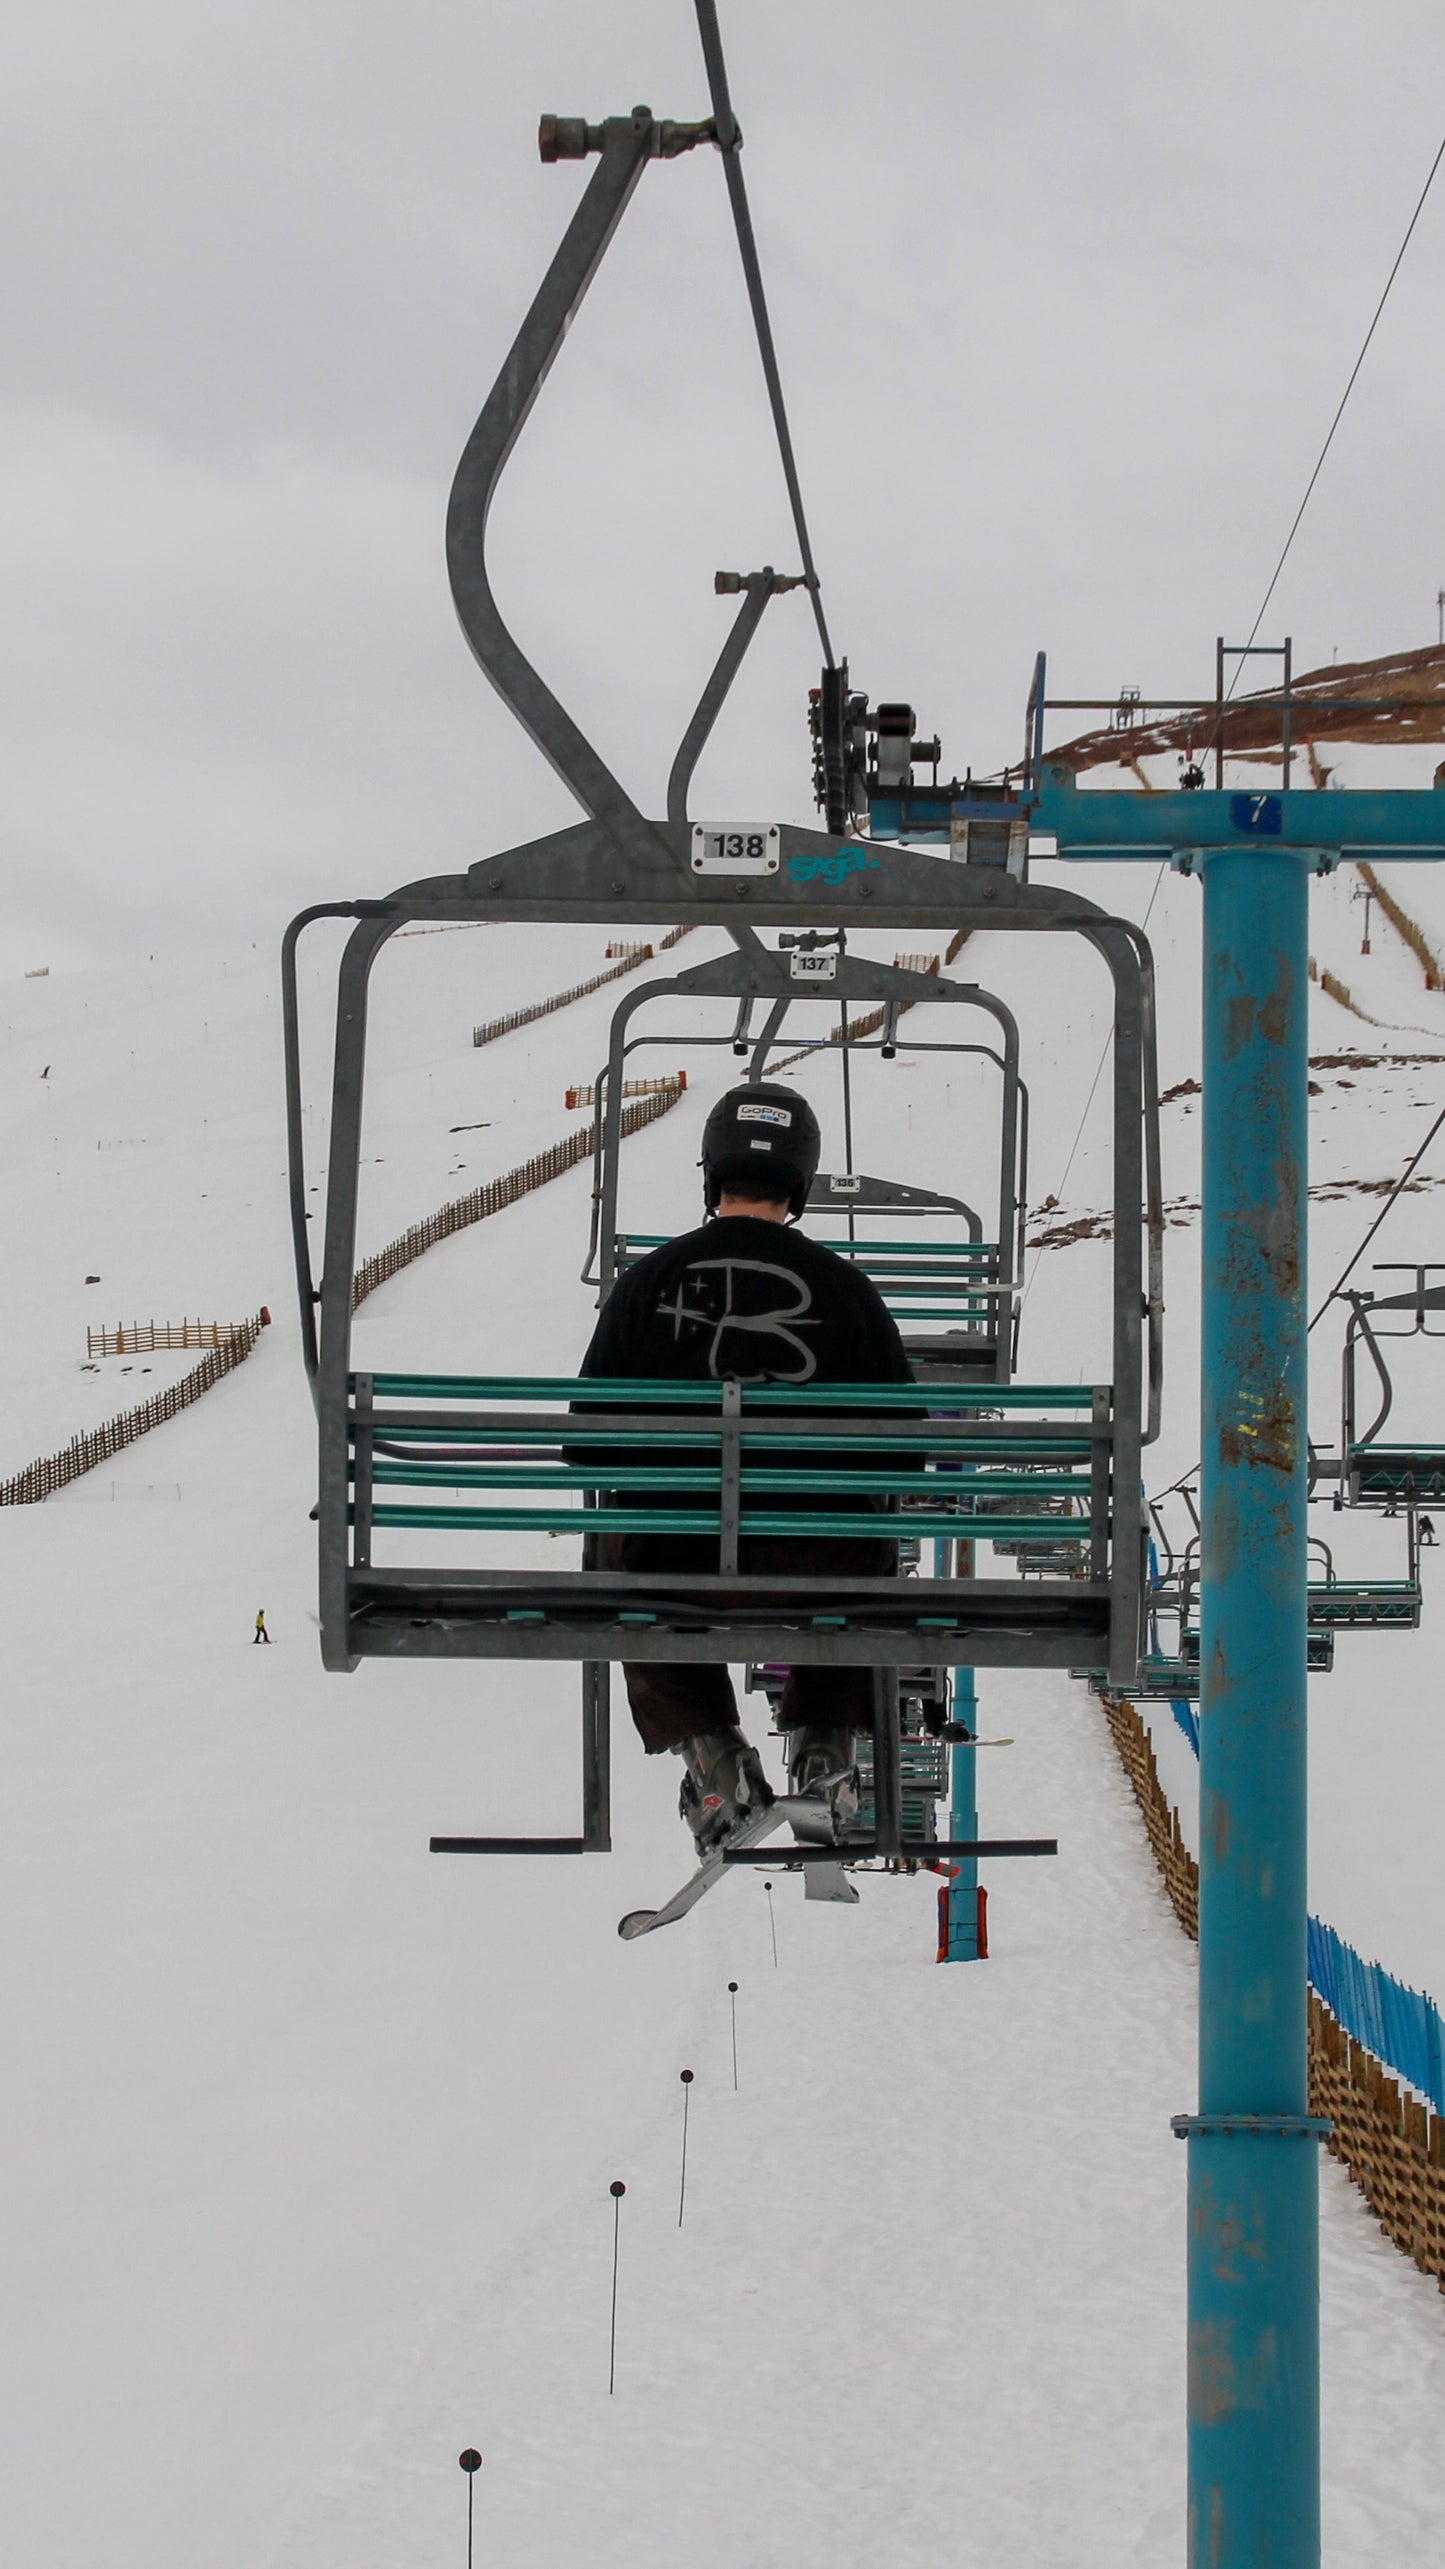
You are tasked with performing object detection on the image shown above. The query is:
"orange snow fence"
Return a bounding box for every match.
[86,1317,265,1358]
[565,1072,687,1111]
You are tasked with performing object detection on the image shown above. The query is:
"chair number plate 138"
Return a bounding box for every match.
[690,825,781,874]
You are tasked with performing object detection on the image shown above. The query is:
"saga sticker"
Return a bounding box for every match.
[787,845,883,886]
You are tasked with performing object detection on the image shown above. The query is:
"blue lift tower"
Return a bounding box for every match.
[883,721,1445,2565]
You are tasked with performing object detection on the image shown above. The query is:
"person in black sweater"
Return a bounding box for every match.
[575,1082,913,1852]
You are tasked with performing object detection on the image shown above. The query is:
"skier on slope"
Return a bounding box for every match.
[573,1082,913,1855]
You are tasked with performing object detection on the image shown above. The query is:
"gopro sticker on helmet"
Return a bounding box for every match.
[737,1104,792,1127]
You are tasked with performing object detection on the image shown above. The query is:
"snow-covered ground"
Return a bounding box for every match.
[3,843,1445,2565]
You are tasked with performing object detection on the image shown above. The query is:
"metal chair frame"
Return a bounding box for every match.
[577,953,1030,1378]
[1341,1269,1445,1505]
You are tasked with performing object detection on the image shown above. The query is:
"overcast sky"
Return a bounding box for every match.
[2,0,1444,974]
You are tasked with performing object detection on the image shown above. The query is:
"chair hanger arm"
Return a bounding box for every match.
[446,109,686,871]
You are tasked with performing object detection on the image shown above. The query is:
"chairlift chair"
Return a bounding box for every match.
[1153,1517,1422,1648]
[280,91,1167,1862]
[1341,1265,1445,1510]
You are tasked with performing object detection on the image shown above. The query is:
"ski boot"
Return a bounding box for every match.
[675,1727,773,1854]
[785,1722,860,1839]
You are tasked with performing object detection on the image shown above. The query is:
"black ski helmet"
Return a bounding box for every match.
[701,1083,821,1218]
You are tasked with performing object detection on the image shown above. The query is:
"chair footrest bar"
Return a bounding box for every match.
[1169,2113,1333,2140]
[429,1835,598,1854]
[724,1836,1057,1863]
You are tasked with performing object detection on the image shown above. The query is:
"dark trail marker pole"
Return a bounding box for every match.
[677,2070,694,2227]
[458,2449,482,2569]
[764,1879,778,1967]
[728,1981,739,2090]
[608,2181,626,2394]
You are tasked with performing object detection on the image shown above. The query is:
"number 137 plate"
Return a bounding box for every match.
[691,824,781,874]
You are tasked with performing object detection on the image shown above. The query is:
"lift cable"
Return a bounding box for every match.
[1232,122,1445,673]
[1018,862,1168,1315]
[837,989,857,1243]
[1146,1087,1445,1510]
[1307,1093,1445,1330]
[693,0,836,668]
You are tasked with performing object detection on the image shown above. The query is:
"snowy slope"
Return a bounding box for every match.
[3,861,1445,2568]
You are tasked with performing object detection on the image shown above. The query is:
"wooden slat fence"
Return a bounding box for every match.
[352,1085,683,1312]
[1356,862,1445,990]
[469,927,695,1050]
[1310,1993,1445,2281]
[1097,1686,1445,2290]
[473,950,653,1047]
[1,1314,268,1507]
[764,955,944,1078]
[87,1319,260,1358]
[564,1072,687,1111]
[1307,956,1392,1030]
[1098,1687,1198,1936]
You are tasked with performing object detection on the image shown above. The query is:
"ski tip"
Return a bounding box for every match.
[618,1910,657,1941]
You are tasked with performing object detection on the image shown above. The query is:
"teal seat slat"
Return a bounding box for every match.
[1349,1444,1445,1456]
[368,1462,1097,1499]
[370,1503,1093,1540]
[376,1422,722,1447]
[372,1426,1093,1460]
[362,1375,1105,1411]
[738,1432,1092,1456]
[372,1463,723,1491]
[884,1313,995,1324]
[372,1505,724,1534]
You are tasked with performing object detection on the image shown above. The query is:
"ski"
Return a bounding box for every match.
[783,1764,860,1902]
[618,1792,838,1940]
[803,1857,860,1905]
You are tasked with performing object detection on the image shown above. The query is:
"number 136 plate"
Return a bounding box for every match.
[691,824,781,874]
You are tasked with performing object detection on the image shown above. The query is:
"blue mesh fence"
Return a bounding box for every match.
[1163,1688,1445,2112]
[1170,1697,1200,1754]
[1306,1917,1445,2114]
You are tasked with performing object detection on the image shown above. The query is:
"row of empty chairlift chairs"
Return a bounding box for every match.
[1125,1266,1442,1705]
